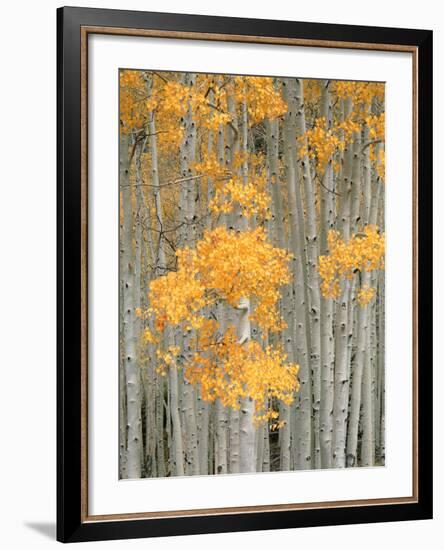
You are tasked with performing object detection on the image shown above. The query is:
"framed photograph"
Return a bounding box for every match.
[57,6,433,543]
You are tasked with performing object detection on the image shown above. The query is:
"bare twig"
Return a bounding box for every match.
[121,174,203,190]
[360,139,384,153]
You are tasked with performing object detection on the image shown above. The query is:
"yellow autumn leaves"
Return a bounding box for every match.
[120,72,287,151]
[147,226,299,418]
[208,152,270,219]
[298,80,385,181]
[149,226,292,333]
[318,225,385,303]
[299,113,385,180]
[185,334,299,422]
[127,71,386,426]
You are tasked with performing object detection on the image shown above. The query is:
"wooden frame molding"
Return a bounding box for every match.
[58,7,432,542]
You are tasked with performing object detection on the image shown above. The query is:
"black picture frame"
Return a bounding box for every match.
[57,6,433,543]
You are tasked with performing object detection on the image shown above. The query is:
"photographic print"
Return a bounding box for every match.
[58,9,432,541]
[119,70,386,479]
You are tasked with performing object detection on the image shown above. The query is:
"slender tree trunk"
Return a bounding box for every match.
[362,112,372,225]
[282,78,312,469]
[331,97,356,469]
[179,73,200,476]
[377,270,385,464]
[263,424,270,472]
[346,272,371,466]
[266,116,294,467]
[294,79,322,469]
[238,294,255,473]
[319,81,336,469]
[120,132,142,478]
[155,375,166,477]
[168,356,184,476]
[332,280,351,468]
[350,131,362,234]
[143,363,157,476]
[215,399,228,474]
[361,335,375,466]
[198,394,210,475]
[148,114,184,476]
[229,408,240,473]
[119,334,128,478]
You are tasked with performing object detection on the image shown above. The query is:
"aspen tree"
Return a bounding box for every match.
[282,78,312,469]
[149,111,185,476]
[319,80,336,469]
[119,70,386,477]
[294,79,322,468]
[120,132,143,478]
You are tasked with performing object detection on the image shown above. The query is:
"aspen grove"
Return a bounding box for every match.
[119,71,386,478]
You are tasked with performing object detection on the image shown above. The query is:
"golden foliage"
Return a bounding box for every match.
[232,77,288,124]
[332,81,385,108]
[357,284,376,306]
[119,70,149,133]
[148,226,299,415]
[298,117,343,173]
[298,82,385,179]
[149,226,292,332]
[120,70,386,429]
[319,225,385,303]
[184,336,300,415]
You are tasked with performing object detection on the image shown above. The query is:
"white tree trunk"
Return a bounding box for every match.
[294,79,322,468]
[346,272,371,466]
[282,78,312,469]
[319,81,336,469]
[229,408,240,473]
[332,280,351,468]
[148,114,184,476]
[120,132,142,478]
[237,294,255,473]
[215,398,228,474]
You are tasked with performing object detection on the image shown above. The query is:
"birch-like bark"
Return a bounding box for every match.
[338,97,354,242]
[229,408,240,473]
[263,424,270,472]
[155,374,166,477]
[256,422,264,472]
[134,144,149,474]
[380,353,386,465]
[120,132,142,478]
[346,272,371,466]
[331,97,356,469]
[294,79,322,468]
[279,402,291,471]
[265,116,293,471]
[369,143,383,227]
[178,74,200,475]
[239,395,256,473]
[238,298,256,473]
[119,328,128,478]
[377,270,386,464]
[361,326,375,466]
[129,73,386,477]
[282,78,312,469]
[141,215,158,476]
[215,398,228,474]
[362,111,372,225]
[208,408,214,475]
[143,360,157,477]
[350,131,362,234]
[198,393,210,475]
[319,80,336,469]
[332,280,351,468]
[149,114,184,476]
[233,97,256,473]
